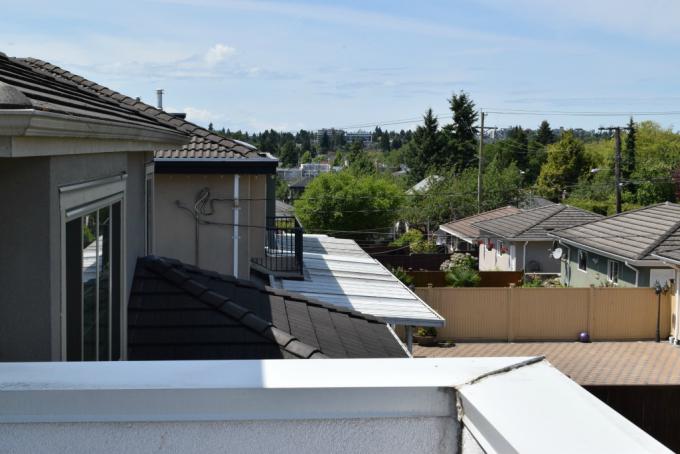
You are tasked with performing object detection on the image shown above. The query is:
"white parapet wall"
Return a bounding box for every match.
[0,358,671,454]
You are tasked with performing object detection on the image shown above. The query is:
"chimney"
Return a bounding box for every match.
[156,89,164,110]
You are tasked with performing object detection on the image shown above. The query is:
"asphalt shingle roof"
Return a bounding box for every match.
[129,256,409,360]
[18,56,267,159]
[0,52,183,134]
[439,206,522,242]
[552,202,680,261]
[474,204,603,241]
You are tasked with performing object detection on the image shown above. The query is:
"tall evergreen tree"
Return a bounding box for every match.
[380,133,391,152]
[445,91,478,171]
[320,130,331,152]
[404,109,440,183]
[623,117,636,180]
[278,141,299,168]
[535,120,554,145]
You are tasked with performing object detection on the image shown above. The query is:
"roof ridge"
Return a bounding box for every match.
[17,57,262,157]
[141,256,327,359]
[477,203,565,238]
[641,216,680,259]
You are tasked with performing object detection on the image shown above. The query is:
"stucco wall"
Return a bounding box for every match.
[0,151,149,361]
[0,157,52,361]
[562,245,645,288]
[154,173,267,278]
[0,417,457,454]
[524,241,560,274]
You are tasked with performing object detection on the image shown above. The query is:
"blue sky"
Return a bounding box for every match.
[3,0,680,132]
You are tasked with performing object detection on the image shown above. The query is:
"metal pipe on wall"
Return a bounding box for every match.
[233,174,240,278]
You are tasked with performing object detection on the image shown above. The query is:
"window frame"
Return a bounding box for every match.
[578,249,588,272]
[607,260,620,284]
[60,174,127,361]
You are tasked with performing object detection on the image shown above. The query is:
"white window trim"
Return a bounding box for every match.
[59,174,127,361]
[607,260,620,284]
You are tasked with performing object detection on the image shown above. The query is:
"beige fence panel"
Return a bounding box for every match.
[590,288,670,340]
[512,288,590,341]
[416,286,671,342]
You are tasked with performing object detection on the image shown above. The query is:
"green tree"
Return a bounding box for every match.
[320,130,331,153]
[294,172,403,237]
[380,133,391,152]
[535,131,589,200]
[300,150,312,163]
[623,117,636,181]
[404,108,441,184]
[535,120,554,145]
[278,141,299,167]
[332,151,344,167]
[444,91,478,171]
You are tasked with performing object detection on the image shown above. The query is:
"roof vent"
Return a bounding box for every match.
[0,81,32,109]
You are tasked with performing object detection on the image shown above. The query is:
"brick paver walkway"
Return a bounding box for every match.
[414,341,680,385]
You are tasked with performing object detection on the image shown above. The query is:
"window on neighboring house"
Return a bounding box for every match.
[578,250,587,271]
[145,163,154,255]
[496,240,504,255]
[607,260,620,284]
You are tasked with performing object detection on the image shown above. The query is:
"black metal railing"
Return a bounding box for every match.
[252,216,304,276]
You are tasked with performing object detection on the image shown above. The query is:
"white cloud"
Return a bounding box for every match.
[183,106,222,124]
[204,43,235,66]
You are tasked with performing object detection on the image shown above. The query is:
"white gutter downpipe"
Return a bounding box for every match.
[522,241,529,281]
[233,174,240,278]
[624,261,639,287]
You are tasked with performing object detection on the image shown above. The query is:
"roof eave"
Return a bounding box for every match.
[0,109,188,157]
[552,234,666,266]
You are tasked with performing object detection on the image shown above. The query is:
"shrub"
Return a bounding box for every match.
[390,267,414,286]
[446,267,481,287]
[417,327,437,337]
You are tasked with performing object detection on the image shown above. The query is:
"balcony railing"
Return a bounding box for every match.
[251,216,304,278]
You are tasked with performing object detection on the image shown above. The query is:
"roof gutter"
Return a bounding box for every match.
[624,261,640,287]
[550,234,665,267]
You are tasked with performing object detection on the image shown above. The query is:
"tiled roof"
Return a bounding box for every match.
[552,202,680,261]
[475,204,602,241]
[415,341,680,386]
[439,206,522,242]
[129,256,408,360]
[0,52,182,134]
[18,56,267,159]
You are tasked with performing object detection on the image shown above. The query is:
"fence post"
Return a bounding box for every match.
[507,286,515,342]
[588,286,595,339]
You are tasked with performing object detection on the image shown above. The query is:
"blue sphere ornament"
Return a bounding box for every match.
[578,331,590,343]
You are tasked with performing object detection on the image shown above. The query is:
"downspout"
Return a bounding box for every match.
[522,241,528,282]
[624,261,639,287]
[233,174,240,278]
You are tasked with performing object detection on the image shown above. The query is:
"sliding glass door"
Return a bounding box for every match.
[65,201,121,361]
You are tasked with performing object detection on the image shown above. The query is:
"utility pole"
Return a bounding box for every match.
[477,111,485,214]
[477,111,497,214]
[599,126,622,214]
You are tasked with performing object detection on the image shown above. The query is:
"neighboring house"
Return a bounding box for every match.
[552,203,680,288]
[474,204,603,273]
[129,256,409,359]
[406,175,442,195]
[27,58,279,280]
[437,206,521,253]
[287,175,314,202]
[651,233,680,342]
[0,53,189,361]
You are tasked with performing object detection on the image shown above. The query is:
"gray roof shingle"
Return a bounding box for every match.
[0,53,185,135]
[129,256,409,360]
[439,206,522,242]
[552,202,680,261]
[474,204,603,241]
[17,56,268,160]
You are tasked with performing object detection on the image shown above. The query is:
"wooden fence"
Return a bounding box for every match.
[415,287,671,341]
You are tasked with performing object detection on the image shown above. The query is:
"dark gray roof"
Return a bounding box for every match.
[129,256,408,360]
[475,204,603,241]
[552,202,680,261]
[439,206,522,242]
[18,56,267,160]
[0,53,184,134]
[275,200,295,217]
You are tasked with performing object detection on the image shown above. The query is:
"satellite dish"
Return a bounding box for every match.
[551,247,563,260]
